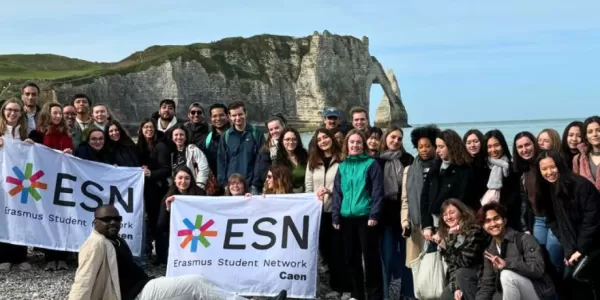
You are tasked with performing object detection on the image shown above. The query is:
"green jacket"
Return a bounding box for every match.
[332,153,384,223]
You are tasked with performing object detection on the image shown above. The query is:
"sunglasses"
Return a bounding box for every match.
[96,216,122,223]
[190,110,203,116]
[326,116,338,120]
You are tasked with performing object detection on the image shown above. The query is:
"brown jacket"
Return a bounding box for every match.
[68,230,121,300]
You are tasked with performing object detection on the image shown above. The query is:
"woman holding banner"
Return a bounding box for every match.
[332,129,384,300]
[157,166,206,264]
[0,98,33,272]
[27,102,75,271]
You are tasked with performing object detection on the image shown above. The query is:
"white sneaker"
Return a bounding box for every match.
[0,262,11,272]
[57,260,68,270]
[18,262,32,271]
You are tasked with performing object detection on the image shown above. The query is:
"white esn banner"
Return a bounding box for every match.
[0,138,144,255]
[166,194,322,299]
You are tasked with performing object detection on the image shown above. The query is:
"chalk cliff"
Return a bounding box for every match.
[1,32,409,128]
[374,68,409,128]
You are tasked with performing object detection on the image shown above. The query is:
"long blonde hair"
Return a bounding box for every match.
[0,98,28,140]
[36,102,68,134]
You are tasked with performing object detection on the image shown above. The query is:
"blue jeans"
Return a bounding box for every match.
[380,227,414,299]
[533,216,563,274]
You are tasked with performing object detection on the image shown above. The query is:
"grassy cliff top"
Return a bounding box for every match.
[0,34,315,85]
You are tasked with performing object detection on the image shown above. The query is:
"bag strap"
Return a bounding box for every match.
[205,131,213,149]
[515,231,524,255]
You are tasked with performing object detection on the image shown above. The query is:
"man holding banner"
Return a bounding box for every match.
[69,204,286,300]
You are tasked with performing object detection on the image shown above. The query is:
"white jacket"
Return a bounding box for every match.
[172,144,210,188]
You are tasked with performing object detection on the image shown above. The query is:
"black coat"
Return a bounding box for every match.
[547,175,600,258]
[420,161,473,229]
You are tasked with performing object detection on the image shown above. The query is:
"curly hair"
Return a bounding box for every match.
[438,129,472,166]
[410,124,440,149]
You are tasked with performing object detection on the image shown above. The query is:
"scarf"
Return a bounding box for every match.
[481,156,509,205]
[379,150,404,199]
[406,157,435,226]
[269,139,278,160]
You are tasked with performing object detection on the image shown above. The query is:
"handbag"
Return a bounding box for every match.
[573,250,600,283]
[410,241,448,300]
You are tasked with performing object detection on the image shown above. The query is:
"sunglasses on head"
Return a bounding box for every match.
[96,216,122,223]
[190,110,203,116]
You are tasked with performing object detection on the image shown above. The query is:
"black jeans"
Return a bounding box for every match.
[0,242,27,264]
[44,249,69,262]
[440,268,479,300]
[341,217,383,300]
[321,212,352,293]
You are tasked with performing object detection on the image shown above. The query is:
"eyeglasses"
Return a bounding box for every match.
[4,108,21,114]
[190,110,203,116]
[326,116,338,120]
[96,216,122,223]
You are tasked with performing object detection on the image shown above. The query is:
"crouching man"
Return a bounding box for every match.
[475,203,555,300]
[68,204,286,300]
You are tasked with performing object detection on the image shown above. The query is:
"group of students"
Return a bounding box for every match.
[1,82,600,300]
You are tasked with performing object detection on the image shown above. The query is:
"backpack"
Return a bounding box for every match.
[515,232,564,296]
[204,126,261,149]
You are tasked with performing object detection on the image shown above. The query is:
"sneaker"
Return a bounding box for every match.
[44,261,57,271]
[18,262,32,271]
[0,262,11,272]
[324,291,340,298]
[341,293,352,300]
[57,260,68,270]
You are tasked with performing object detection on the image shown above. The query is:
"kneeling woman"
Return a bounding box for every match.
[332,129,384,300]
[437,199,488,300]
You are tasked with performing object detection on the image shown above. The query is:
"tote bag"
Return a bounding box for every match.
[410,241,447,300]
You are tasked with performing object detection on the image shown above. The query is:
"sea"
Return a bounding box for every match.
[298,117,583,156]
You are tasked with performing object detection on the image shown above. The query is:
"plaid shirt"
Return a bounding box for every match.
[440,223,489,292]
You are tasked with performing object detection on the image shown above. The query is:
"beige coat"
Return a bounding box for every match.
[69,230,121,300]
[400,166,425,267]
[304,161,339,212]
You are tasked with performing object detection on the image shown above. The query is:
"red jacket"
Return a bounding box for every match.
[29,126,74,151]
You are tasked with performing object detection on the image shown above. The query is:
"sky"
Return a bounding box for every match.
[1,1,599,124]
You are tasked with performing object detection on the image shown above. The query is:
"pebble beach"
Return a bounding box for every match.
[0,249,405,300]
